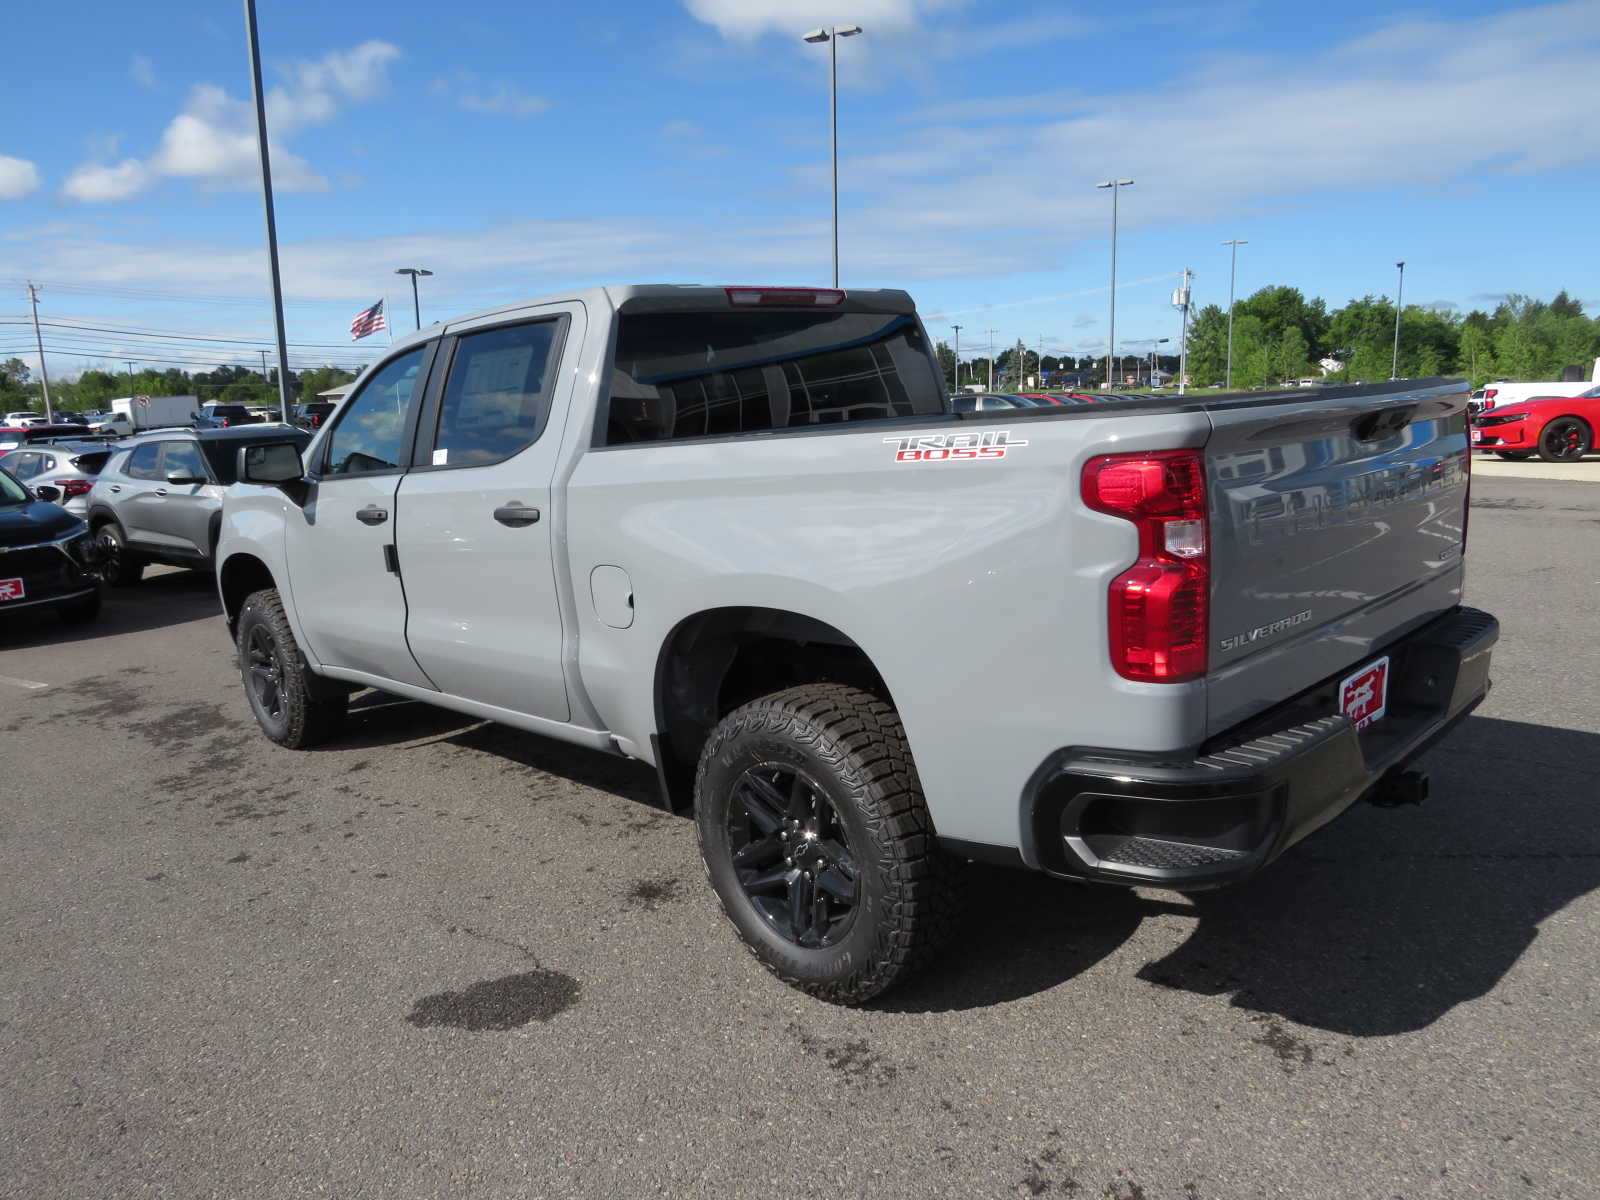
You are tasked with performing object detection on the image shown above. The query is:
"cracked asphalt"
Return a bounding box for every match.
[1,472,1596,1199]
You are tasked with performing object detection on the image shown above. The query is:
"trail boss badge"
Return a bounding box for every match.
[885,430,1028,463]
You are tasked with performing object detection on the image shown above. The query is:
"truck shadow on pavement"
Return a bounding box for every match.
[0,568,220,649]
[884,715,1599,1033]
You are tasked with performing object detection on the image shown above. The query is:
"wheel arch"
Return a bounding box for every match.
[219,551,279,634]
[650,606,896,814]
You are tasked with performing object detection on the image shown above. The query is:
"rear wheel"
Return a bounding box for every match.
[694,684,957,1005]
[1494,451,1533,461]
[1536,417,1591,463]
[95,522,143,587]
[236,588,347,748]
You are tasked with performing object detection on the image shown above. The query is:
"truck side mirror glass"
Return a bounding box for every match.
[238,442,305,484]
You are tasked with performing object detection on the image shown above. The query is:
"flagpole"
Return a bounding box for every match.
[243,0,292,424]
[386,295,393,346]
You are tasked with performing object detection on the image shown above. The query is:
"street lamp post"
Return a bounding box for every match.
[1148,338,1170,385]
[986,328,998,392]
[951,323,962,394]
[395,268,433,331]
[1391,261,1406,380]
[1222,238,1247,390]
[1096,179,1134,391]
[802,24,863,289]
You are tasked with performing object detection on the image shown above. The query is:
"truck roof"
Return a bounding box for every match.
[381,285,920,356]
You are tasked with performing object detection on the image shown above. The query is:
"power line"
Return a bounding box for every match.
[0,318,384,351]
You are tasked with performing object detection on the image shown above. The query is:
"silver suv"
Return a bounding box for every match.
[87,427,309,585]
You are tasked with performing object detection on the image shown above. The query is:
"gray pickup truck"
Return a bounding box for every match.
[216,284,1497,1004]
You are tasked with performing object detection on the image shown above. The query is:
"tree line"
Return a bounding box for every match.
[936,289,1600,391]
[0,360,358,412]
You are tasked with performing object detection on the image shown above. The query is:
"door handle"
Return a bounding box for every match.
[356,506,389,526]
[155,488,168,496]
[493,503,541,527]
[109,485,121,493]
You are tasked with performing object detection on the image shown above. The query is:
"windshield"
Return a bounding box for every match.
[0,468,28,506]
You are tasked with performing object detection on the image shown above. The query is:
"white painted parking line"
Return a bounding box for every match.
[0,673,49,690]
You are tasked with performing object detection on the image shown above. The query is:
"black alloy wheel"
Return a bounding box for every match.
[246,623,287,725]
[235,588,347,748]
[95,523,143,586]
[726,763,859,949]
[1536,417,1592,463]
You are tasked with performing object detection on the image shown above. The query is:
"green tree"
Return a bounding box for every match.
[934,340,956,391]
[1184,305,1228,386]
[1272,327,1311,383]
[0,358,31,405]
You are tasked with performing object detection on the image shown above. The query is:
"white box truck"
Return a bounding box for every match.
[92,395,199,436]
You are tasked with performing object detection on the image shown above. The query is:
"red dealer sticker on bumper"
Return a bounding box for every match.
[1339,656,1390,729]
[0,577,24,602]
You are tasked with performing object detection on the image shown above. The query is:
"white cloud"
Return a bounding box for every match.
[130,54,156,89]
[60,40,399,202]
[61,159,151,203]
[684,0,950,40]
[457,84,550,118]
[0,155,41,200]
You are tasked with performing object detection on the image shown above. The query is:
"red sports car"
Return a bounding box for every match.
[1470,384,1600,463]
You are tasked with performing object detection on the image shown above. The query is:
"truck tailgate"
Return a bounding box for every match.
[1203,381,1471,738]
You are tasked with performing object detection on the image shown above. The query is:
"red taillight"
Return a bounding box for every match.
[725,286,846,307]
[53,478,93,498]
[221,418,231,427]
[1082,450,1209,683]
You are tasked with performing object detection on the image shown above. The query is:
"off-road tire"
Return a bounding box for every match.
[57,588,102,625]
[236,587,347,749]
[694,683,958,1005]
[95,522,143,587]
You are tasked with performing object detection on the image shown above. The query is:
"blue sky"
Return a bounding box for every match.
[2,0,1597,380]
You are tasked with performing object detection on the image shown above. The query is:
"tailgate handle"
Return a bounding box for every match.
[1352,405,1417,442]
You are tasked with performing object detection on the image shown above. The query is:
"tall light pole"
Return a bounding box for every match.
[950,324,962,393]
[395,267,432,331]
[1222,238,1247,390]
[1391,261,1406,380]
[25,282,54,420]
[1149,338,1170,385]
[802,24,862,289]
[1096,179,1134,390]
[243,0,292,424]
[986,328,998,392]
[1174,267,1192,395]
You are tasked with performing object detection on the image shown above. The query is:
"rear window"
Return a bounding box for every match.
[67,451,110,474]
[604,310,944,444]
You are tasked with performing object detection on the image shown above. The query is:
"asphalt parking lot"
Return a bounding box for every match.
[2,470,1597,1200]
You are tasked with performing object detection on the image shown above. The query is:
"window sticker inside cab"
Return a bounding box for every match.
[884,430,1028,462]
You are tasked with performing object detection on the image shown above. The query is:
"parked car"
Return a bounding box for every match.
[0,440,115,517]
[0,423,99,452]
[86,426,310,584]
[0,464,101,625]
[216,282,1495,1006]
[1470,385,1600,462]
[3,411,45,426]
[291,402,338,431]
[191,404,264,430]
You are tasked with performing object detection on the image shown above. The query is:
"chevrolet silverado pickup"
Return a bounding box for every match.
[216,284,1497,1004]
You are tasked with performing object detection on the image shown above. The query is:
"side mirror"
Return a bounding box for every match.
[238,441,308,505]
[166,470,207,486]
[32,484,61,503]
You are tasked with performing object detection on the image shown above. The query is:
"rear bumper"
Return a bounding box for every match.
[1019,606,1498,889]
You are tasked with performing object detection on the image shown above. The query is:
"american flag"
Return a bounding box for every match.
[349,299,387,341]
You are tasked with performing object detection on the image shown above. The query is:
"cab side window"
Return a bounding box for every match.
[126,443,164,481]
[321,346,427,476]
[6,453,40,480]
[429,319,565,468]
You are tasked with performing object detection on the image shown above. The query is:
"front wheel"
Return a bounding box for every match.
[1536,417,1592,463]
[236,588,347,748]
[694,684,957,1005]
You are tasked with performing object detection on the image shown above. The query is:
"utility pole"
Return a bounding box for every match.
[951,323,962,394]
[243,0,293,424]
[1174,267,1192,395]
[25,283,54,421]
[986,328,998,392]
[125,360,135,400]
[1391,261,1406,380]
[1222,239,1247,390]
